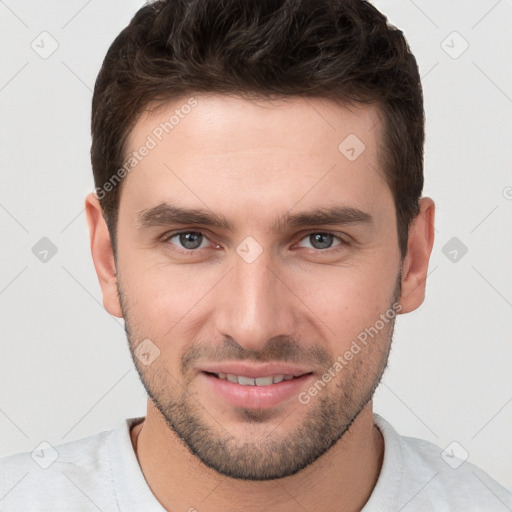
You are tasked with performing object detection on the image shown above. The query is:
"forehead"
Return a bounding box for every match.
[129,94,383,160]
[120,94,390,225]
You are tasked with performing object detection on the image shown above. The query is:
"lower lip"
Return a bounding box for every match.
[200,372,313,409]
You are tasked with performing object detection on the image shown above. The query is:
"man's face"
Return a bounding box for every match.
[114,94,403,480]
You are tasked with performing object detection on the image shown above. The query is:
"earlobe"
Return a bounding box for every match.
[84,193,123,318]
[398,197,435,314]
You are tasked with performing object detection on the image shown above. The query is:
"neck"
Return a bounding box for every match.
[131,400,383,512]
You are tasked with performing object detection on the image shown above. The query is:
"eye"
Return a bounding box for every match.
[161,230,347,255]
[164,231,211,251]
[296,232,345,251]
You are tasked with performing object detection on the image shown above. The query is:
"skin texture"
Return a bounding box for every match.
[85,94,435,512]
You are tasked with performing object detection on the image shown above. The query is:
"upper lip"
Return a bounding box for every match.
[199,362,313,379]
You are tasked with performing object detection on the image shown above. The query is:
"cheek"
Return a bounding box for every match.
[293,262,397,344]
[122,261,222,335]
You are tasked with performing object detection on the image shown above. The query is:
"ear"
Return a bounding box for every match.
[398,197,435,314]
[84,192,123,318]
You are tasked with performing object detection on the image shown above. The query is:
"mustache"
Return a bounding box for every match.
[181,336,333,370]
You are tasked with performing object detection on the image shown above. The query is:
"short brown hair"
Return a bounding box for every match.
[91,0,424,259]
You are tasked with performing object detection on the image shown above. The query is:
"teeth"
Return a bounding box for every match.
[255,376,274,386]
[216,373,296,385]
[238,376,255,386]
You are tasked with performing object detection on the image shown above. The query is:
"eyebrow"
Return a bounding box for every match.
[137,202,373,232]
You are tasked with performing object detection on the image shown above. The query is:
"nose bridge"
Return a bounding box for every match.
[214,243,295,351]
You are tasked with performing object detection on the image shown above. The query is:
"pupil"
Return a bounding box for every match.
[180,232,202,249]
[312,233,332,249]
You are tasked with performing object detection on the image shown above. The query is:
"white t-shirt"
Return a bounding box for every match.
[1,414,510,511]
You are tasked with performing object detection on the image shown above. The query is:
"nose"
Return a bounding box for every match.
[212,245,297,352]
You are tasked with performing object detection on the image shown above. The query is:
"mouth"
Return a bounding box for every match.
[199,367,315,410]
[204,371,300,386]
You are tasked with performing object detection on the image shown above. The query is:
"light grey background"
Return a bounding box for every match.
[1,0,511,491]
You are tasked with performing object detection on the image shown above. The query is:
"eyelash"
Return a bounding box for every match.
[160,230,349,255]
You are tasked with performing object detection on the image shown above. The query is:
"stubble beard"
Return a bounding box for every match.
[118,276,400,481]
